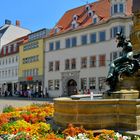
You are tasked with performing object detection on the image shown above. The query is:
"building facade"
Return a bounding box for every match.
[0,36,27,95]
[18,29,49,96]
[44,0,133,97]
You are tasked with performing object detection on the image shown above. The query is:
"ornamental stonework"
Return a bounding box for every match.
[61,71,80,96]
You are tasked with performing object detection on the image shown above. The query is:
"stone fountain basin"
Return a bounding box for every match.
[54,97,140,131]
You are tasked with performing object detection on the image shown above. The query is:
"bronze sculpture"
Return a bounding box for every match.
[106,31,140,93]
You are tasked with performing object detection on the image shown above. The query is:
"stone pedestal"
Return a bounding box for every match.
[104,73,140,99]
[103,89,139,99]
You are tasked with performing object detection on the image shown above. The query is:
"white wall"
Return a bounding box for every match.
[44,17,132,97]
[0,25,31,50]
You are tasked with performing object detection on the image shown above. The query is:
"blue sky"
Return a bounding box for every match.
[0,0,96,32]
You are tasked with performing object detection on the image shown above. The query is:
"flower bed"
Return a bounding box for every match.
[0,103,139,140]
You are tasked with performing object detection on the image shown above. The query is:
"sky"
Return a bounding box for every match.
[0,0,96,32]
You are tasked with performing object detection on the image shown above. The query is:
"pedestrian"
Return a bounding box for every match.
[28,89,32,99]
[87,89,90,94]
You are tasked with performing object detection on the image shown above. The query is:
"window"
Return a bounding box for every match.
[113,52,117,60]
[66,38,70,48]
[23,42,39,51]
[15,69,18,76]
[85,4,90,11]
[54,80,60,90]
[81,35,87,45]
[3,59,4,65]
[81,57,87,68]
[119,3,124,13]
[65,59,70,70]
[90,33,96,43]
[99,31,106,42]
[90,56,96,67]
[55,61,60,71]
[55,41,60,50]
[81,78,87,90]
[49,62,53,71]
[72,37,77,47]
[54,27,60,34]
[13,44,17,52]
[99,54,106,67]
[49,42,54,51]
[98,77,106,90]
[48,80,53,90]
[3,47,6,55]
[72,22,78,29]
[112,3,124,15]
[89,77,96,90]
[8,46,11,53]
[114,4,118,14]
[71,58,76,69]
[5,70,7,77]
[15,56,18,62]
[93,18,97,24]
[111,6,113,16]
[5,59,7,65]
[111,27,118,38]
[12,57,14,63]
[9,58,11,64]
[8,70,11,77]
[88,11,93,17]
[35,68,38,76]
[110,53,113,62]
[110,26,125,38]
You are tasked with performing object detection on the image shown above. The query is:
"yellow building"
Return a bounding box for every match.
[19,28,48,96]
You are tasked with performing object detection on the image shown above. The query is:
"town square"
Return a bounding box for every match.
[0,0,140,139]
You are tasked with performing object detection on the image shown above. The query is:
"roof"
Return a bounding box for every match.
[0,35,28,58]
[49,0,132,36]
[0,26,9,38]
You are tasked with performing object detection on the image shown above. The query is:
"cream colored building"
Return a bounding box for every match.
[44,0,133,97]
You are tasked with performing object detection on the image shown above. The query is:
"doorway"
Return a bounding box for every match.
[67,79,77,96]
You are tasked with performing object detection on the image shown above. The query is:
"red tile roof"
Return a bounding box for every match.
[0,35,28,57]
[49,0,132,36]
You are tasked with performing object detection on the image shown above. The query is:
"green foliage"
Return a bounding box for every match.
[2,105,15,113]
[134,136,140,140]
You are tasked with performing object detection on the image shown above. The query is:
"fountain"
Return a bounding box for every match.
[54,0,140,131]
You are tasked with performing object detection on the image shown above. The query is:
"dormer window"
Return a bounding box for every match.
[88,10,93,17]
[92,14,99,24]
[73,14,78,21]
[71,20,79,29]
[93,18,97,24]
[85,4,91,11]
[54,27,60,34]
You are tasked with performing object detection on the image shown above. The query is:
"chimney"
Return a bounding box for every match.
[5,19,11,25]
[16,20,20,26]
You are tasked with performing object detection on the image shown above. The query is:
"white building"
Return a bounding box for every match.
[45,0,133,97]
[0,20,31,50]
[0,36,28,95]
